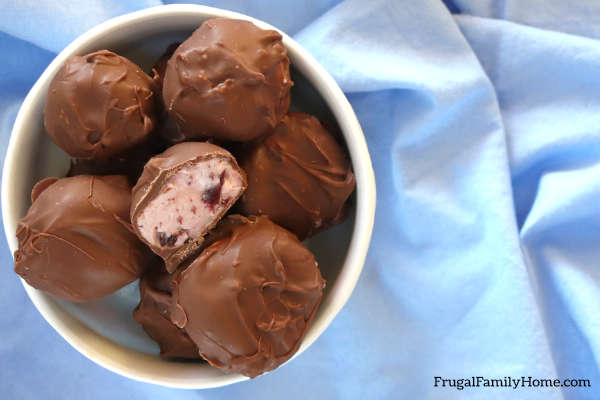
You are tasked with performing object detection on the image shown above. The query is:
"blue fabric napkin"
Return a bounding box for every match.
[2,1,600,399]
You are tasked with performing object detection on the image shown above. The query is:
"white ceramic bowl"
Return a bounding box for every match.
[1,4,375,389]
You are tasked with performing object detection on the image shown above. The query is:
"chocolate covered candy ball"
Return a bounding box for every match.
[162,18,292,142]
[44,50,157,159]
[239,112,356,239]
[170,215,325,378]
[14,175,151,302]
[133,267,201,359]
[131,142,247,272]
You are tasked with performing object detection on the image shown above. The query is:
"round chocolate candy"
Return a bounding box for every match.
[162,18,292,142]
[239,112,356,239]
[170,215,325,378]
[14,175,151,302]
[44,50,157,159]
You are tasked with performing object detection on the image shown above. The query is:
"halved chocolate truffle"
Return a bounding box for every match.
[131,142,247,272]
[44,50,157,159]
[170,215,325,378]
[239,112,356,239]
[162,18,292,142]
[14,175,151,302]
[133,267,201,359]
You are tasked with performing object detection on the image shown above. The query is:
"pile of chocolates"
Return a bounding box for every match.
[14,18,355,378]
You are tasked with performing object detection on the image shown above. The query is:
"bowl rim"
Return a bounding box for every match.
[1,3,376,389]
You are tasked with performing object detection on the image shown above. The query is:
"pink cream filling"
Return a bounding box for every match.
[136,158,244,248]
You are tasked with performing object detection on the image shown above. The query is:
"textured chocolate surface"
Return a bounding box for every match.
[170,215,325,378]
[133,267,201,359]
[14,175,150,302]
[239,112,356,239]
[162,18,292,142]
[44,50,157,159]
[131,142,247,272]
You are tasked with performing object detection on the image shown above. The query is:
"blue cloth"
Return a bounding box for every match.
[2,0,600,398]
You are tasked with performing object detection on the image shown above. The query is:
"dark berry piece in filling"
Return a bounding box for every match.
[202,171,226,209]
[158,231,178,247]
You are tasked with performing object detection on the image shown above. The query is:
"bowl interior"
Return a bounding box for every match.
[2,5,373,389]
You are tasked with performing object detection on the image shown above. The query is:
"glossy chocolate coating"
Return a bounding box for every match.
[239,112,356,239]
[170,215,325,378]
[133,267,201,359]
[162,18,292,142]
[44,50,157,159]
[14,175,150,302]
[130,142,247,272]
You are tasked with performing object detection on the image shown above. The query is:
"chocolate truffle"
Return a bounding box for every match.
[170,215,325,378]
[162,18,292,142]
[44,50,157,159]
[131,142,247,272]
[14,175,151,302]
[133,267,201,359]
[239,112,356,239]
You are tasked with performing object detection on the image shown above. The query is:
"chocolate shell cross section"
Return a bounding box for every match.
[131,142,247,272]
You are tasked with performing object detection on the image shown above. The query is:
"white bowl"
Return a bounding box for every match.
[1,4,376,389]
